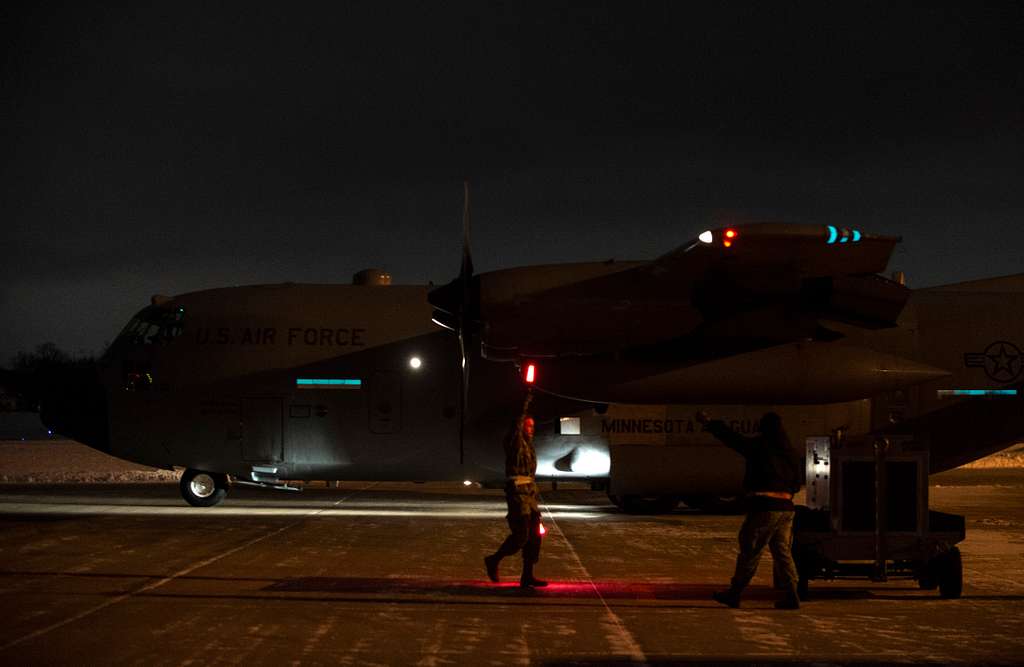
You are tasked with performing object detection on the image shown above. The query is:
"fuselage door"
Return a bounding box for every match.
[369,372,401,434]
[242,397,283,462]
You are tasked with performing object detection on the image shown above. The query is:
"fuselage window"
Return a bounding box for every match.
[559,417,582,435]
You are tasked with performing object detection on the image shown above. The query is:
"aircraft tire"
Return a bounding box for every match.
[180,468,229,507]
[937,547,963,599]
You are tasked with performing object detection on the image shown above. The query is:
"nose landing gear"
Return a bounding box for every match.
[180,468,229,507]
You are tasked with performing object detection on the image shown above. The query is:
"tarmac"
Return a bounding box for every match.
[0,469,1021,665]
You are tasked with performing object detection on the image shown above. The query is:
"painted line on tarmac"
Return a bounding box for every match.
[0,483,378,652]
[543,499,648,666]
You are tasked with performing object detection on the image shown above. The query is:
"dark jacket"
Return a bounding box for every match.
[706,418,803,510]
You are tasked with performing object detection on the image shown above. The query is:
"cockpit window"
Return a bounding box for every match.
[117,306,185,345]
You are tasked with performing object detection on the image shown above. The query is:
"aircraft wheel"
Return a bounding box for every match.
[180,468,229,507]
[936,547,963,599]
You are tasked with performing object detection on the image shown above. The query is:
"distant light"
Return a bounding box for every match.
[826,225,838,244]
[539,522,547,537]
[409,356,422,370]
[724,229,737,239]
[723,240,733,248]
[525,363,536,384]
[852,229,862,242]
[698,230,713,244]
[47,430,53,436]
[462,480,472,486]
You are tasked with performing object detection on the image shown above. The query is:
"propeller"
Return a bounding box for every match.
[428,181,477,463]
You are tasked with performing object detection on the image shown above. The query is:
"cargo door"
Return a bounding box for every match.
[242,397,283,462]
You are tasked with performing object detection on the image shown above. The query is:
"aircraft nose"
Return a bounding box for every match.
[39,365,110,453]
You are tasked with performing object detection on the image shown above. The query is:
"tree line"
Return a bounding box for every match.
[0,343,96,412]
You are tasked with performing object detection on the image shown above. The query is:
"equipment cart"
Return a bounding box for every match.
[793,434,965,599]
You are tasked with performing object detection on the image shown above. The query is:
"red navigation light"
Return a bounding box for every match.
[524,363,536,384]
[539,522,546,537]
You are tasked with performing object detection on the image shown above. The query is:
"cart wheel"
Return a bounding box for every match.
[793,546,814,600]
[937,547,962,599]
[918,569,938,590]
[797,576,809,601]
[917,559,938,590]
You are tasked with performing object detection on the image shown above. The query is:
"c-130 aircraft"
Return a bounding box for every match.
[42,192,1024,507]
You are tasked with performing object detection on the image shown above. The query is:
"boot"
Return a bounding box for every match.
[484,554,500,583]
[712,589,741,608]
[519,561,548,588]
[774,591,801,610]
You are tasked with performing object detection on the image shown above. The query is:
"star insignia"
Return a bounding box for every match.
[986,343,1021,380]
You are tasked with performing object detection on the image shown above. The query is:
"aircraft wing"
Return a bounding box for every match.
[476,223,908,359]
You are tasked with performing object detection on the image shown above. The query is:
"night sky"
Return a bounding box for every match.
[3,3,1023,363]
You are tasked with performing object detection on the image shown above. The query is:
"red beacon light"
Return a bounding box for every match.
[723,228,738,248]
[524,363,536,384]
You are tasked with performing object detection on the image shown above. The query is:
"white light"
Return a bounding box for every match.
[462,480,473,486]
[430,317,454,332]
[572,448,611,476]
[698,230,713,244]
[409,356,422,369]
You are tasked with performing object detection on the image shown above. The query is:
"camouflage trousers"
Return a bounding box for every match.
[493,482,542,564]
[729,510,799,596]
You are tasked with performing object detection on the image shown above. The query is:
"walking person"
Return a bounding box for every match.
[697,410,804,609]
[484,393,547,588]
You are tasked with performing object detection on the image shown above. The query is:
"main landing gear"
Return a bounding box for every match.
[179,468,229,507]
